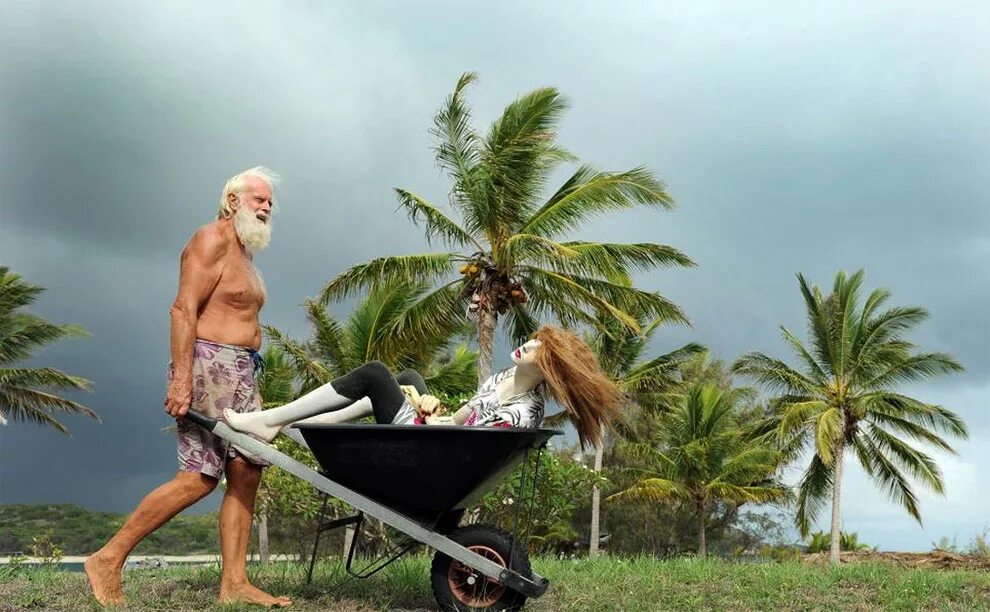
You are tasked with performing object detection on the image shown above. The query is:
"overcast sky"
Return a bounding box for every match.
[1,1,988,552]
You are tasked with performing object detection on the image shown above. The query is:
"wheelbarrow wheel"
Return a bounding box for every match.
[431,524,531,611]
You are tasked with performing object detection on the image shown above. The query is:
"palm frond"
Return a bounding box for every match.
[523,267,640,330]
[263,325,332,390]
[320,253,458,304]
[395,189,481,250]
[257,348,297,407]
[430,71,485,214]
[303,299,348,373]
[424,344,478,399]
[860,434,922,523]
[0,315,89,364]
[388,282,469,359]
[814,408,843,465]
[731,352,819,395]
[522,166,674,238]
[779,327,827,382]
[606,477,687,503]
[621,343,706,396]
[867,425,944,494]
[864,393,967,441]
[778,400,827,440]
[794,454,833,537]
[556,241,695,275]
[482,86,572,231]
[0,367,93,392]
[505,303,540,346]
[796,273,837,376]
[499,233,581,267]
[0,385,99,434]
[863,352,964,389]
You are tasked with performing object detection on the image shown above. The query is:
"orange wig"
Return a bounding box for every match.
[532,326,623,448]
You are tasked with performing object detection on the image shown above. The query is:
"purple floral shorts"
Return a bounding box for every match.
[171,339,268,479]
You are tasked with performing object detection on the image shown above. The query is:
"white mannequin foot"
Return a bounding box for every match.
[224,409,282,442]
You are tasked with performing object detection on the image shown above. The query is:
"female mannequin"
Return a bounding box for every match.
[225,326,621,448]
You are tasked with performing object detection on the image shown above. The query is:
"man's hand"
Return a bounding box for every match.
[416,394,444,417]
[165,377,193,417]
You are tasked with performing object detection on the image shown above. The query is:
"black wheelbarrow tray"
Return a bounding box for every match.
[184,409,560,611]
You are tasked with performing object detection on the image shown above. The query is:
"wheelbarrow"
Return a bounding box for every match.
[184,409,560,611]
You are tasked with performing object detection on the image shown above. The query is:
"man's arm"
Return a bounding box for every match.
[164,227,226,417]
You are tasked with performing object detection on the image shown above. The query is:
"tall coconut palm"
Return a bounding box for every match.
[320,72,693,383]
[584,315,705,555]
[732,270,966,564]
[608,384,789,556]
[0,266,96,434]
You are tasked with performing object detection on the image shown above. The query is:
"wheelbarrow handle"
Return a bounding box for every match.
[183,409,218,432]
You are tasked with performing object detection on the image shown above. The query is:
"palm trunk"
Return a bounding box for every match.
[589,444,604,557]
[476,298,497,384]
[697,499,707,558]
[258,509,270,565]
[829,438,845,565]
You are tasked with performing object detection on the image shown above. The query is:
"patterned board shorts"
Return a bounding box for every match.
[171,339,269,479]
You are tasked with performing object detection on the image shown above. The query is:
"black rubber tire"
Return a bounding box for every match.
[431,524,531,612]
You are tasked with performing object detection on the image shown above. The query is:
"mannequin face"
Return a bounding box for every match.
[510,339,542,367]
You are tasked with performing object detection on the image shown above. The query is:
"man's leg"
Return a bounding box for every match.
[85,472,217,605]
[217,456,291,607]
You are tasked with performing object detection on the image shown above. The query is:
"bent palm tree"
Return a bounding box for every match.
[608,384,789,557]
[321,72,693,382]
[732,270,965,564]
[0,267,96,434]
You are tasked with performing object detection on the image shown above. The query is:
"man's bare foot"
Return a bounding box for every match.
[84,552,125,606]
[219,582,292,608]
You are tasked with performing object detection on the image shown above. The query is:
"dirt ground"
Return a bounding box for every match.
[803,551,990,571]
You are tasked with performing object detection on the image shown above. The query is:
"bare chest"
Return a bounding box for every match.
[215,255,266,309]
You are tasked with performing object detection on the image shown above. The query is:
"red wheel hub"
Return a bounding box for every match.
[447,544,508,608]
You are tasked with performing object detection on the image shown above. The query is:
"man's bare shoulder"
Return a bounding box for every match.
[182,221,232,262]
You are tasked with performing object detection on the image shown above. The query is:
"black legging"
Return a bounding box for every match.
[331,361,428,424]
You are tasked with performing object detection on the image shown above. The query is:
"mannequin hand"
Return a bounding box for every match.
[400,385,422,404]
[416,394,444,417]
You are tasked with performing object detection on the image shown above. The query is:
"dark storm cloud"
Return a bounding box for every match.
[1,1,988,548]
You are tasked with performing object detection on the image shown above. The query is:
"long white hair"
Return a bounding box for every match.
[217,166,280,220]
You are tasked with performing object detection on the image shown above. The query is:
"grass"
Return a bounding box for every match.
[2,556,990,611]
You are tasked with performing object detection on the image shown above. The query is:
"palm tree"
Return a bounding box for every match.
[0,267,96,433]
[320,72,693,383]
[608,384,789,557]
[732,270,966,564]
[584,316,705,555]
[265,280,479,403]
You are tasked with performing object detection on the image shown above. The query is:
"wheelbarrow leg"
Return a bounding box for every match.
[307,493,330,584]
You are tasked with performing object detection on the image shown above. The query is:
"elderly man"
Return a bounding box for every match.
[85,167,291,608]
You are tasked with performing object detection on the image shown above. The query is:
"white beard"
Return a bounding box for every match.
[233,202,272,252]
